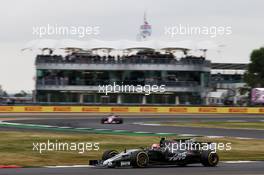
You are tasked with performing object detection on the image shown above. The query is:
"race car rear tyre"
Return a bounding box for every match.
[201,150,219,167]
[102,150,119,160]
[117,119,123,124]
[130,151,149,168]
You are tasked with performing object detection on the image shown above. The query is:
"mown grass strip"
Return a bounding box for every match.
[0,123,178,137]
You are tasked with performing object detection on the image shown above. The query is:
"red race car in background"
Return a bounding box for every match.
[101,114,123,124]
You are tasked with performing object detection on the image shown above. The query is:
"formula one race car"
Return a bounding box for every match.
[89,138,219,168]
[101,114,123,124]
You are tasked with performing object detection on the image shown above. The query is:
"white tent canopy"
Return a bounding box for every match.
[158,40,195,51]
[87,39,121,50]
[22,39,57,51]
[121,40,157,50]
[55,39,86,49]
[23,39,218,51]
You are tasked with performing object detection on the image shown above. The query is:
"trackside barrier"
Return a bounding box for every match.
[0,106,264,114]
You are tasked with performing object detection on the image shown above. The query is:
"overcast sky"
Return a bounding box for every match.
[0,0,263,92]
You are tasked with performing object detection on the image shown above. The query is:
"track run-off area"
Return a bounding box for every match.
[1,113,264,139]
[0,113,263,175]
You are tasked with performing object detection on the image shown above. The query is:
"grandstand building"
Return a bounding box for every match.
[209,63,247,105]
[33,40,214,105]
[31,40,247,105]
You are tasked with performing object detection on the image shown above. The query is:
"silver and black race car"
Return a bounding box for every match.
[90,138,219,168]
[101,114,123,124]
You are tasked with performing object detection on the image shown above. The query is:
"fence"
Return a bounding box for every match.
[0,106,263,114]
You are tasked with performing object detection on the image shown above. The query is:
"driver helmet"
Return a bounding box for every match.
[109,113,115,117]
[151,143,160,150]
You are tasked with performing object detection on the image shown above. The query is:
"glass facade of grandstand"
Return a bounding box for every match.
[35,51,211,105]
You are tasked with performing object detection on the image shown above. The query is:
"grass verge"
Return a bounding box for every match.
[155,121,264,130]
[0,130,263,166]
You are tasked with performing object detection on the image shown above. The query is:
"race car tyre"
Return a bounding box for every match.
[102,150,119,160]
[101,119,107,124]
[130,151,149,168]
[117,119,123,124]
[201,150,219,167]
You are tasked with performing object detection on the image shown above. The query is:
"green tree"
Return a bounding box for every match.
[244,47,264,88]
[14,90,28,97]
[2,91,8,97]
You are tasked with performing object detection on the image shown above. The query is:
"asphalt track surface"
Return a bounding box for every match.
[0,114,264,175]
[2,114,264,139]
[0,162,264,175]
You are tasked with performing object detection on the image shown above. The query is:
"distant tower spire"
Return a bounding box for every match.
[137,11,152,41]
[144,11,147,24]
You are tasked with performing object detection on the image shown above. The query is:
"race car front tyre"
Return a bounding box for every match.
[102,150,119,161]
[130,151,149,168]
[201,150,219,167]
[101,119,106,124]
